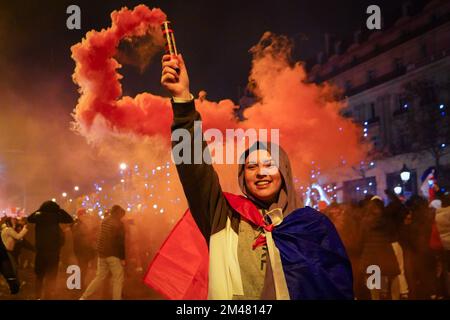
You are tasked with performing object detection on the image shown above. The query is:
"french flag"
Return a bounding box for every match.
[144,193,353,300]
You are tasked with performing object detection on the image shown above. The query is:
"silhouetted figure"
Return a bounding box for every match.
[27,201,74,299]
[80,205,126,300]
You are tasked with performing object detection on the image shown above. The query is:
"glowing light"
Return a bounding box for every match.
[52,198,56,202]
[364,121,368,126]
[69,199,73,202]
[356,187,360,191]
[98,187,102,191]
[166,173,170,177]
[440,104,445,109]
[127,208,131,212]
[156,166,161,171]
[394,186,402,195]
[120,179,125,183]
[153,204,158,209]
[363,128,368,132]
[74,186,79,191]
[370,162,375,166]
[403,104,408,109]
[160,208,164,213]
[441,143,446,148]
[364,133,368,137]
[369,182,373,186]
[62,192,67,198]
[363,190,368,194]
[119,163,127,170]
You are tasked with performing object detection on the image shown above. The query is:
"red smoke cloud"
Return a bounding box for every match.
[242,32,369,181]
[71,5,369,184]
[71,5,171,142]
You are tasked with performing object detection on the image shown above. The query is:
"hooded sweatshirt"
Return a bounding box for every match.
[27,201,74,253]
[172,100,302,299]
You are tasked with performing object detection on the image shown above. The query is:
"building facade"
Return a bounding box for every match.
[308,0,450,202]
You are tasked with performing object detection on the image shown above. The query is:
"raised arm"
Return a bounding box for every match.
[7,226,28,241]
[57,209,74,224]
[161,54,230,241]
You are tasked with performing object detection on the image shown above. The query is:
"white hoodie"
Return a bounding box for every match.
[435,206,450,250]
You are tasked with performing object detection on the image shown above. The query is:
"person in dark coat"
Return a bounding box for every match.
[27,200,74,299]
[0,235,20,295]
[80,205,126,300]
[360,197,400,299]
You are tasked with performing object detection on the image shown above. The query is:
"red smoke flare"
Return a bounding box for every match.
[71,6,369,184]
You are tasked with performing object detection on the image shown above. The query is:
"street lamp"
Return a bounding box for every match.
[400,164,411,182]
[400,164,411,196]
[394,186,403,195]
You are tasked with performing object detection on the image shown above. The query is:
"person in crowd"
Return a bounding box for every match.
[72,209,97,289]
[80,205,126,300]
[27,200,74,299]
[360,196,400,300]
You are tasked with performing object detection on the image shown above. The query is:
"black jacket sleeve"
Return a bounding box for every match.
[27,212,38,223]
[171,100,231,241]
[57,209,74,224]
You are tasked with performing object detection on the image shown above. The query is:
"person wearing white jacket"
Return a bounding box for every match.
[1,218,28,252]
[434,196,450,297]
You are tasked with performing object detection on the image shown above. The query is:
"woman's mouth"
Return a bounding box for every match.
[255,180,271,188]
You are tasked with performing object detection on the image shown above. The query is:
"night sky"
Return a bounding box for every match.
[0,0,426,104]
[0,0,428,202]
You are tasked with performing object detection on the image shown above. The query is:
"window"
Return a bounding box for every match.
[370,103,376,119]
[367,70,376,82]
[393,58,404,71]
[344,80,352,91]
[394,95,410,115]
[420,44,427,58]
[371,135,381,149]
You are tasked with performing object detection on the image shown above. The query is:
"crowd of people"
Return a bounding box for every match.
[322,190,450,300]
[0,187,449,300]
[0,201,163,300]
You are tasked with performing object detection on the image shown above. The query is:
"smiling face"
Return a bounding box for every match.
[244,149,282,203]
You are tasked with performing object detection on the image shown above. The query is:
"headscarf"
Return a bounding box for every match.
[238,141,301,216]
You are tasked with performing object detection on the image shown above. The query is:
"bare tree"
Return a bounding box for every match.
[403,79,450,184]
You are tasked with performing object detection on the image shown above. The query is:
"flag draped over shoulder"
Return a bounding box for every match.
[143,193,353,300]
